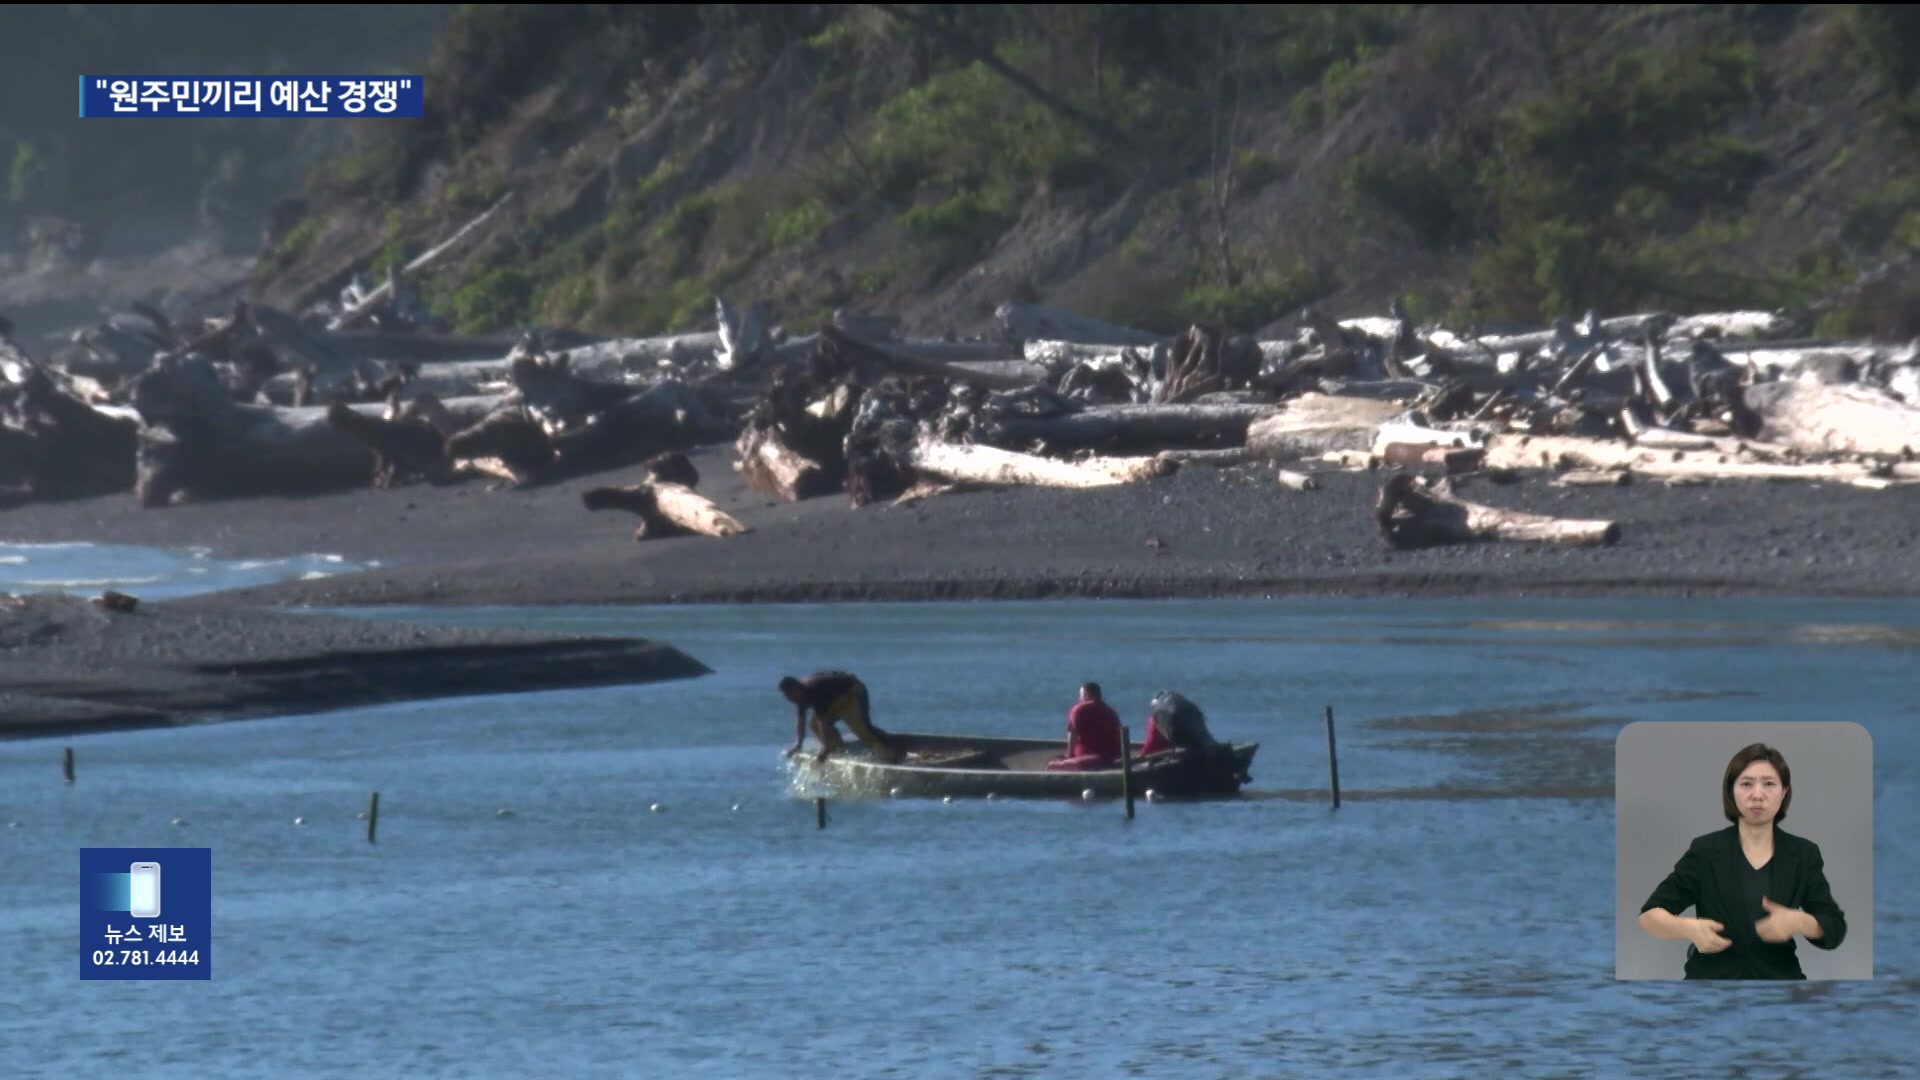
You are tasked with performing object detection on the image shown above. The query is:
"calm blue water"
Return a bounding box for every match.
[1,547,1916,1077]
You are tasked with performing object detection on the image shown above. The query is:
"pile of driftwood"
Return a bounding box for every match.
[726,299,1920,551]
[9,278,1920,551]
[1,307,737,511]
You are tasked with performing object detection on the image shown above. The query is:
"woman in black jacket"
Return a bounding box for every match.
[1638,742,1849,980]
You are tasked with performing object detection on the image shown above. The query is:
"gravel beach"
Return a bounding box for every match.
[6,442,1920,609]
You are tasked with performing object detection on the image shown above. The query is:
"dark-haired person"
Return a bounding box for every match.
[1047,682,1124,772]
[779,671,901,763]
[1637,742,1849,979]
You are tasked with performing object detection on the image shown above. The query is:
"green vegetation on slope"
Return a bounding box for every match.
[259,4,1920,338]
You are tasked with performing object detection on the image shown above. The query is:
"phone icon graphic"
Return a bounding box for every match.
[129,862,161,919]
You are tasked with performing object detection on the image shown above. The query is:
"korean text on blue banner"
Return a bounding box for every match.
[80,847,212,981]
[80,76,424,118]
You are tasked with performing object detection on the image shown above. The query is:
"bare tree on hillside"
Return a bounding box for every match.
[1208,23,1245,289]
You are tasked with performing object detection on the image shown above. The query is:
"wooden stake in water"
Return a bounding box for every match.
[1120,725,1135,820]
[815,796,827,830]
[366,792,380,843]
[62,747,74,785]
[1325,705,1341,810]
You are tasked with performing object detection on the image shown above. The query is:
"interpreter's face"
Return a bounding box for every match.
[1734,762,1786,825]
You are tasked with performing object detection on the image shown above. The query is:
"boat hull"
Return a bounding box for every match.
[789,731,1258,801]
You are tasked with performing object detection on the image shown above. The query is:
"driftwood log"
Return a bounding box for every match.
[733,360,864,502]
[2,366,139,498]
[1481,432,1920,483]
[903,436,1179,489]
[1377,442,1486,473]
[325,401,449,489]
[548,379,726,478]
[443,408,555,487]
[329,192,516,331]
[130,361,376,507]
[1375,474,1620,549]
[504,352,727,479]
[582,481,748,541]
[1155,325,1260,404]
[819,324,1034,390]
[994,301,1162,348]
[735,423,841,502]
[975,402,1272,453]
[1744,380,1920,457]
[1243,394,1406,459]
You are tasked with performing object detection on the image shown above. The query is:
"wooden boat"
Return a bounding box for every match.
[790,731,1259,801]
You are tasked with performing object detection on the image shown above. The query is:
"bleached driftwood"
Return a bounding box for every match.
[1373,417,1488,451]
[821,325,1036,391]
[1376,474,1620,548]
[1731,345,1883,381]
[561,332,726,370]
[582,481,749,540]
[1552,469,1633,487]
[330,192,516,331]
[994,302,1163,348]
[905,437,1178,489]
[1023,340,1162,368]
[130,363,376,507]
[0,366,139,498]
[1668,311,1798,340]
[1320,449,1380,470]
[1377,442,1486,473]
[1743,380,1920,457]
[1483,432,1920,483]
[735,424,840,502]
[715,297,772,372]
[889,478,969,506]
[1244,394,1405,459]
[443,409,554,487]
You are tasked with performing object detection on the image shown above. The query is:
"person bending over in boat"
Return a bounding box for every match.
[1046,682,1124,771]
[1141,690,1251,783]
[780,670,902,764]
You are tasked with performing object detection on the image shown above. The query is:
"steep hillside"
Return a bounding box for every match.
[251,4,1920,340]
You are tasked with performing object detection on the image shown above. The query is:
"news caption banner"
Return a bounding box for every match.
[79,76,424,118]
[80,848,212,981]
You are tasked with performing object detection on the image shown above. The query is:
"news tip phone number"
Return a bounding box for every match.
[94,77,411,115]
[91,950,200,966]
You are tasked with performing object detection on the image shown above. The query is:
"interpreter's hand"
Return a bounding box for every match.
[1756,897,1800,943]
[1688,918,1733,954]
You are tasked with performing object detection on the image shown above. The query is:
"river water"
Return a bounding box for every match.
[0,544,1914,1077]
